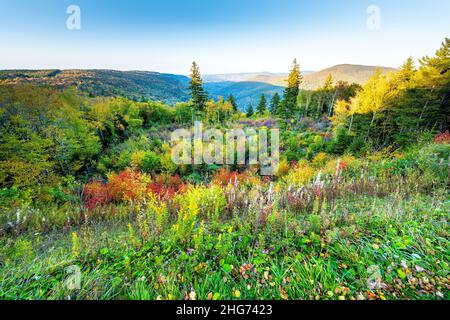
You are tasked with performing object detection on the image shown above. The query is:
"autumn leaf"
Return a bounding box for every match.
[279,286,288,300]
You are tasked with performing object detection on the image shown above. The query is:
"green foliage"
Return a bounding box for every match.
[256,94,267,115]
[246,103,254,117]
[227,94,238,112]
[326,127,354,154]
[140,151,161,173]
[269,92,281,114]
[0,86,101,189]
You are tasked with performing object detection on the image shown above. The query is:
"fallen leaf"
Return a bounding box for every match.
[280,287,288,300]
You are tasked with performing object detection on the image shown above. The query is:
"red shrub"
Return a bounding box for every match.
[434,131,450,144]
[83,181,112,210]
[339,161,348,171]
[148,174,186,199]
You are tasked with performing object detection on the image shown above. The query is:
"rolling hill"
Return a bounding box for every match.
[301,64,397,90]
[0,69,284,109]
[204,72,290,84]
[204,65,396,89]
[0,64,396,109]
[0,69,191,104]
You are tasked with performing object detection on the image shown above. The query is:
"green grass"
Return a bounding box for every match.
[1,192,448,300]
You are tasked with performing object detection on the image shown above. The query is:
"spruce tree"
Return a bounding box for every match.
[282,59,303,119]
[269,92,281,114]
[246,103,254,117]
[257,94,267,115]
[188,61,208,113]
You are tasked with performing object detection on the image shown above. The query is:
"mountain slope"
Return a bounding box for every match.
[0,69,191,104]
[301,64,397,89]
[0,69,285,108]
[204,72,291,84]
[205,65,397,89]
[0,64,397,109]
[204,71,311,87]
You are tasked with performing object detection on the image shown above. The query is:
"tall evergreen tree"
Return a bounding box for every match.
[269,92,281,114]
[257,94,267,115]
[282,59,303,119]
[246,103,254,117]
[188,61,208,113]
[227,94,238,112]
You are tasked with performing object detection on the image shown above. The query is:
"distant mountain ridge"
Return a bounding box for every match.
[204,71,314,87]
[203,72,289,83]
[301,64,397,90]
[0,69,284,108]
[0,64,397,109]
[204,65,396,89]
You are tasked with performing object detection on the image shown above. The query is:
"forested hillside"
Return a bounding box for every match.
[0,69,191,104]
[0,64,396,109]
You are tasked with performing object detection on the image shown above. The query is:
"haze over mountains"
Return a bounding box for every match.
[0,64,395,109]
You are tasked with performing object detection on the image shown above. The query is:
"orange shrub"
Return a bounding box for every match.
[107,169,148,202]
[84,169,150,210]
[212,169,243,187]
[434,131,450,144]
[212,168,259,188]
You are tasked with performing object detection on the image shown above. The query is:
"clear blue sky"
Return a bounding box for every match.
[0,0,449,74]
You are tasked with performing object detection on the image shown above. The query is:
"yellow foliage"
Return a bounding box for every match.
[323,155,357,175]
[276,159,290,178]
[176,185,226,221]
[285,163,316,186]
[173,197,200,244]
[312,152,329,168]
[148,193,169,235]
[331,99,351,128]
[71,232,80,258]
